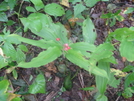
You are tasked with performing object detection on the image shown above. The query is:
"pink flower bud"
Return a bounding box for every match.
[64,47,68,51]
[64,43,69,47]
[56,38,60,41]
[63,43,71,51]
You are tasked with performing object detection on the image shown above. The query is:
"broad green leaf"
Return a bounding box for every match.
[84,0,99,7]
[130,27,134,31]
[122,87,134,98]
[91,67,109,79]
[74,4,86,17]
[0,80,9,94]
[0,93,9,101]
[69,0,81,4]
[18,47,62,68]
[33,23,69,43]
[3,42,16,61]
[20,13,52,32]
[108,72,120,88]
[82,17,97,44]
[7,0,16,10]
[110,17,116,27]
[95,62,110,95]
[90,43,114,61]
[19,18,29,32]
[30,0,44,11]
[65,49,108,78]
[124,7,134,14]
[125,73,134,88]
[11,97,22,101]
[10,34,56,49]
[18,45,28,52]
[0,12,8,22]
[65,49,90,71]
[0,56,8,69]
[26,6,36,12]
[109,27,134,41]
[44,3,65,16]
[70,42,96,57]
[16,48,26,63]
[0,1,9,12]
[101,56,117,64]
[122,65,134,72]
[55,23,69,43]
[119,39,134,62]
[96,94,108,101]
[29,74,46,94]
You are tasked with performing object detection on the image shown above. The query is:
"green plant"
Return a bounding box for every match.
[0,79,22,101]
[101,10,124,27]
[1,0,134,101]
[0,0,16,22]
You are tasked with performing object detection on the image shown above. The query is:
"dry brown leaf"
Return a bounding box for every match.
[7,93,21,101]
[68,17,84,27]
[122,57,126,62]
[64,24,71,38]
[44,62,57,73]
[60,0,70,8]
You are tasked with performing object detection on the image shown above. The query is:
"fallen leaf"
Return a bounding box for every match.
[44,62,57,73]
[60,0,70,8]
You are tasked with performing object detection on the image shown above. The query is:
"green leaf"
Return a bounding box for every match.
[96,94,108,101]
[119,39,134,62]
[65,49,108,79]
[90,43,114,61]
[18,45,28,52]
[82,17,97,44]
[95,61,110,94]
[0,56,8,69]
[80,87,95,91]
[74,3,86,17]
[125,72,134,88]
[110,17,116,27]
[20,13,52,32]
[70,42,96,57]
[124,7,134,14]
[0,93,9,101]
[0,12,8,22]
[26,6,36,12]
[16,48,26,63]
[44,3,65,16]
[122,65,134,72]
[29,74,46,94]
[12,69,18,80]
[65,49,90,71]
[3,42,16,61]
[109,27,134,41]
[0,80,10,101]
[18,47,62,68]
[7,0,16,10]
[130,27,134,31]
[108,72,120,88]
[0,79,9,94]
[122,87,134,98]
[84,0,100,7]
[30,0,44,11]
[0,1,9,12]
[10,34,52,49]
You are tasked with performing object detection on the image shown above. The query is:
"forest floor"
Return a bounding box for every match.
[0,0,134,101]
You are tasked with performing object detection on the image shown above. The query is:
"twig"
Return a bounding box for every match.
[115,96,120,101]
